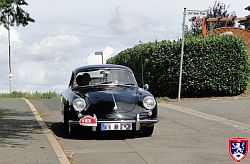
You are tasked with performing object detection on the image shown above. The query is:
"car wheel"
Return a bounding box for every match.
[63,105,69,128]
[141,125,154,137]
[63,106,78,137]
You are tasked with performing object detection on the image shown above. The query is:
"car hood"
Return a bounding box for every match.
[74,86,139,113]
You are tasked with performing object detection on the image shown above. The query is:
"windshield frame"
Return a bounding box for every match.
[72,67,138,88]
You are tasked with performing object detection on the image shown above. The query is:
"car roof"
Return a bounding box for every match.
[73,64,132,74]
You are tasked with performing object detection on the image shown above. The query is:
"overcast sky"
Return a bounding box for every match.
[0,0,249,93]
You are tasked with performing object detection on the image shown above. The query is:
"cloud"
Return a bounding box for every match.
[12,44,115,92]
[30,34,81,61]
[0,2,185,93]
[109,7,152,35]
[5,34,84,92]
[0,28,119,93]
[107,7,180,46]
[35,35,81,50]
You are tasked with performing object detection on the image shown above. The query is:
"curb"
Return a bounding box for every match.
[23,98,71,164]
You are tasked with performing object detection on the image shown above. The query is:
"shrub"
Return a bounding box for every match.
[107,35,250,97]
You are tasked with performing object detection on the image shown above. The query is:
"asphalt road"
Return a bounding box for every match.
[0,98,60,164]
[28,97,250,164]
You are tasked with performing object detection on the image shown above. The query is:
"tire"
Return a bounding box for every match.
[63,105,69,128]
[141,125,154,137]
[63,106,78,137]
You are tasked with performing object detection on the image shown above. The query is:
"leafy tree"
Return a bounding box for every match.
[206,1,236,32]
[190,1,236,35]
[190,21,203,36]
[239,5,250,30]
[0,0,34,29]
[184,25,198,39]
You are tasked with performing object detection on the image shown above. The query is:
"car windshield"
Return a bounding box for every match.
[75,68,138,87]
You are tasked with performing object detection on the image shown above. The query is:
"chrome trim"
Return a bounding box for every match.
[112,94,118,110]
[68,115,159,132]
[69,119,158,124]
[140,119,159,123]
[98,120,136,123]
[136,114,140,130]
[92,114,97,131]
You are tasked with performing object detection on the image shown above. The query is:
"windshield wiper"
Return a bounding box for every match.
[124,83,136,86]
[100,81,136,86]
[100,81,114,84]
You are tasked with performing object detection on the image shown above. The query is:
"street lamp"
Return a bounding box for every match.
[95,51,103,64]
[7,15,13,93]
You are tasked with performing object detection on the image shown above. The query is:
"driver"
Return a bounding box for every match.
[82,73,91,85]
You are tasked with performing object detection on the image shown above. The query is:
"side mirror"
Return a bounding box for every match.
[143,84,149,91]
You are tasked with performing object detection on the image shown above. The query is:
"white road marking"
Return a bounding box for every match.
[23,98,71,164]
[159,103,250,133]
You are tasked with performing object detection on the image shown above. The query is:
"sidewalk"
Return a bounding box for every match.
[0,98,60,164]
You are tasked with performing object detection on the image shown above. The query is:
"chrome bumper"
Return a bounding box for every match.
[68,114,159,131]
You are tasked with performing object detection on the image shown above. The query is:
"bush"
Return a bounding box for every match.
[107,35,250,97]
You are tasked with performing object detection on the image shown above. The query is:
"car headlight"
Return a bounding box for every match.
[73,98,87,112]
[143,96,156,110]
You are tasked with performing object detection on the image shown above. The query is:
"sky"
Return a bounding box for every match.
[0,0,249,93]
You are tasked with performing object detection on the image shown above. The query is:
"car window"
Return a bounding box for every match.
[75,68,137,86]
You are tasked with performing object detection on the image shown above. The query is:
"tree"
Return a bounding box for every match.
[190,20,203,36]
[206,1,236,32]
[239,5,250,30]
[190,1,236,35]
[0,0,34,29]
[0,0,35,92]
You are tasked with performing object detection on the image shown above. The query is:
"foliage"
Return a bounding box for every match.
[156,97,170,103]
[0,91,60,99]
[185,25,198,39]
[239,5,250,30]
[107,35,250,97]
[206,1,236,32]
[190,21,203,36]
[0,0,34,29]
[190,1,236,35]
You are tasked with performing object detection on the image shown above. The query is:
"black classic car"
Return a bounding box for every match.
[61,64,158,136]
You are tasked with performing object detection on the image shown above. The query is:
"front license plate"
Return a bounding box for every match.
[101,123,132,131]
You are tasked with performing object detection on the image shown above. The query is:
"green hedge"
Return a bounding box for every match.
[107,35,250,97]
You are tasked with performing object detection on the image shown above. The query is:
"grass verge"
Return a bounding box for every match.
[0,91,60,99]
[156,97,170,103]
